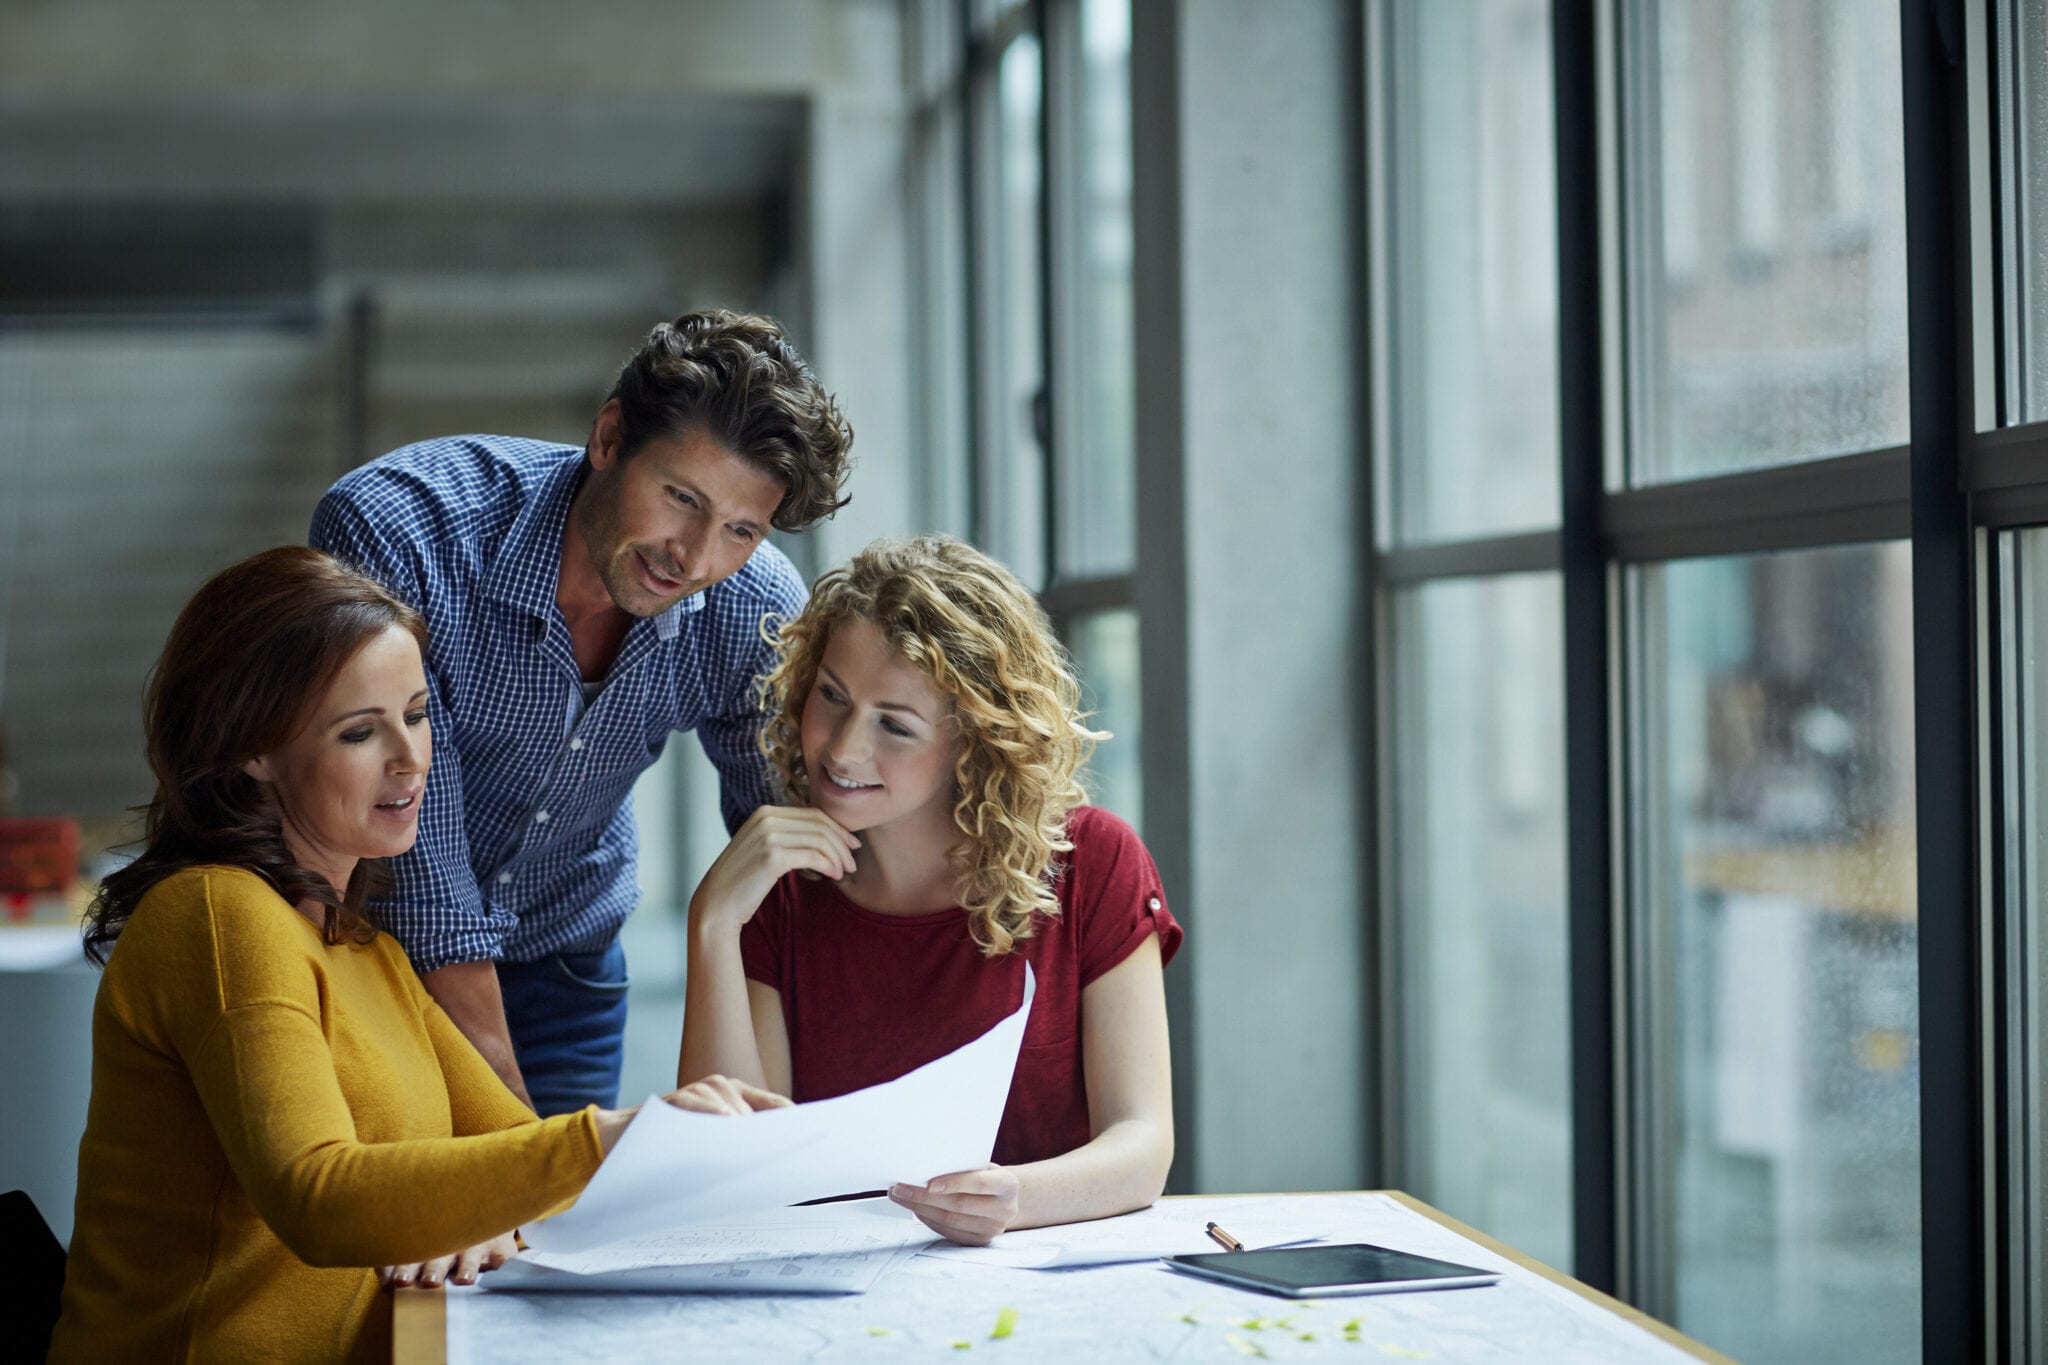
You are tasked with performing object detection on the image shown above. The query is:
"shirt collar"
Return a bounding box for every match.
[480,450,704,638]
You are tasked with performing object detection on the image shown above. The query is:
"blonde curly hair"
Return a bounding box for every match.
[759,535,1105,956]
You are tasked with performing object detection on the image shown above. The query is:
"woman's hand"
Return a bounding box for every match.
[889,1165,1022,1246]
[662,1074,793,1116]
[688,805,859,934]
[379,1230,518,1289]
[592,1076,791,1154]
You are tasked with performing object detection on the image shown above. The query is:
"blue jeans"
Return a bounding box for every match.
[497,940,630,1117]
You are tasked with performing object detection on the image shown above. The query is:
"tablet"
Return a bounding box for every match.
[1162,1243,1502,1298]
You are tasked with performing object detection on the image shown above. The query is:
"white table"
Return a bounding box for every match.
[397,1192,1729,1363]
[0,922,96,1246]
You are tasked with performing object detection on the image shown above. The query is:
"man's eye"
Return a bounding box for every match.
[670,489,697,507]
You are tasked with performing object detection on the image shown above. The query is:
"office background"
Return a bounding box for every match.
[0,2,2039,1362]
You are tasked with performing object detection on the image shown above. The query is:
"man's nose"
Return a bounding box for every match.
[667,520,712,581]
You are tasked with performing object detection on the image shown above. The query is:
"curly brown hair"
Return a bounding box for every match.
[759,536,1105,956]
[84,547,429,966]
[607,309,853,533]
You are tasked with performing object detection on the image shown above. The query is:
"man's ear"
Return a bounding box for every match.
[587,398,625,472]
[242,755,276,784]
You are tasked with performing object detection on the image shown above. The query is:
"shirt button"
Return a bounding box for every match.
[1148,897,1161,910]
[534,810,550,824]
[499,871,513,884]
[568,737,584,752]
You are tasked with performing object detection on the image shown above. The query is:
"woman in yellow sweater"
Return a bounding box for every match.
[49,547,783,1363]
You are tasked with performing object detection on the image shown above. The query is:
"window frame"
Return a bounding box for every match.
[1365,1,2008,1357]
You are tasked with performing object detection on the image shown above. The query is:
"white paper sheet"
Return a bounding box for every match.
[445,1193,1707,1365]
[913,1194,1337,1268]
[522,966,1035,1256]
[491,1199,931,1295]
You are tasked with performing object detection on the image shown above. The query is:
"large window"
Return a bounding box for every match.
[942,0,2048,1357]
[1370,0,2018,1360]
[1386,0,1559,541]
[916,0,1142,828]
[1376,0,1573,1270]
[1631,545,1919,1363]
[1997,531,2048,1358]
[1391,574,1570,1269]
[1631,0,1909,482]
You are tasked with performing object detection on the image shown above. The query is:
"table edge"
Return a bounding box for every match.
[392,1284,447,1365]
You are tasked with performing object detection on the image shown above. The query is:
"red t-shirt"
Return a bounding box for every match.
[738,805,1182,1167]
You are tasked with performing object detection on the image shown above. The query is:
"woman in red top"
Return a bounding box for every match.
[678,535,1180,1245]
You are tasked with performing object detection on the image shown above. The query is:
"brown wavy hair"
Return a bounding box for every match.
[607,309,853,532]
[84,547,430,966]
[759,536,1104,956]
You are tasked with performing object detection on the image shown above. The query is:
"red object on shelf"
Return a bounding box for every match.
[0,819,81,917]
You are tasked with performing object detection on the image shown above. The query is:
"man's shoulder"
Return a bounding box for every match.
[317,435,580,549]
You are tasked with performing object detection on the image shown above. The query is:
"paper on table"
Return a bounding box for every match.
[493,1199,931,1294]
[522,966,1035,1255]
[914,1194,1339,1269]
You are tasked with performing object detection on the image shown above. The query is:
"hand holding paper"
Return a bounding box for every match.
[887,1164,1022,1245]
[523,965,1036,1257]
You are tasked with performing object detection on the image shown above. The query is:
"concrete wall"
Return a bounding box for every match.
[1134,0,1371,1195]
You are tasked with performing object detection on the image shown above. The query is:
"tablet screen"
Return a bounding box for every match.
[1167,1243,1500,1296]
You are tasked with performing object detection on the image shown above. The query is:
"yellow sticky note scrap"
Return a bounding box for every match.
[951,1340,973,1351]
[1343,1319,1363,1332]
[991,1307,1019,1341]
[866,1327,890,1337]
[1178,1312,1201,1325]
[1300,1333,1319,1343]
[1224,1334,1270,1359]
[1377,1347,1434,1360]
[1234,1317,1269,1331]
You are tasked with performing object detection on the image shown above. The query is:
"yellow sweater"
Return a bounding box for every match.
[49,866,604,1364]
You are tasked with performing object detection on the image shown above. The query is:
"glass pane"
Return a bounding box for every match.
[1637,543,1919,1364]
[997,31,1049,589]
[1393,574,1572,1269]
[2002,530,2048,1360]
[1068,608,1141,831]
[1387,0,1560,542]
[1630,1,1908,481]
[1055,0,1136,578]
[2013,1,2048,420]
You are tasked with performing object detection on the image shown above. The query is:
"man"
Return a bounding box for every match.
[311,309,852,1115]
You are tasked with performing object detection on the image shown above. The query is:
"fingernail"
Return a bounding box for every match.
[930,1180,947,1194]
[888,1184,905,1200]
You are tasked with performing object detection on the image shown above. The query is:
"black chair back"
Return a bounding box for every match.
[1,1189,67,1362]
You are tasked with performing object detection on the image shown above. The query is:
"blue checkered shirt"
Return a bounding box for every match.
[310,435,806,972]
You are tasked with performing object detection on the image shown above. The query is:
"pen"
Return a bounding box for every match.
[1205,1221,1244,1253]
